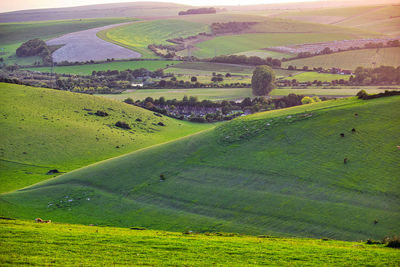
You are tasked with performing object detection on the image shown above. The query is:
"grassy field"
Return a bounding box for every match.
[234,49,294,59]
[285,72,351,82]
[2,96,399,241]
[0,18,136,66]
[192,32,372,59]
[98,20,210,58]
[24,60,179,75]
[0,83,212,193]
[99,87,397,102]
[282,47,400,70]
[1,219,399,266]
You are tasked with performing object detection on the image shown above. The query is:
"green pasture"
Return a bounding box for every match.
[283,47,400,70]
[285,72,351,82]
[1,219,398,266]
[192,32,370,59]
[99,87,396,102]
[2,96,399,240]
[98,20,210,58]
[24,60,179,75]
[0,83,212,193]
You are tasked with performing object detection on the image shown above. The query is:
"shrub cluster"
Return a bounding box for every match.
[178,7,216,16]
[210,55,281,68]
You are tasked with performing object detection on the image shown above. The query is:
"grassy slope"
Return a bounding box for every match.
[0,83,212,193]
[98,20,210,58]
[1,219,399,266]
[1,96,399,241]
[282,47,400,70]
[24,60,179,75]
[0,18,136,66]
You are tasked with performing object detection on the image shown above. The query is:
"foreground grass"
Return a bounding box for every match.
[0,83,212,193]
[2,96,399,240]
[0,219,398,266]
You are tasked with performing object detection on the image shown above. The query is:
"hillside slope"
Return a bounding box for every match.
[1,219,398,266]
[0,83,212,193]
[1,96,399,241]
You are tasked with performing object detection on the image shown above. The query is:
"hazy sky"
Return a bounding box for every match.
[2,0,320,13]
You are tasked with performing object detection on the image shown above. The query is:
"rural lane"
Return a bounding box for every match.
[47,22,141,63]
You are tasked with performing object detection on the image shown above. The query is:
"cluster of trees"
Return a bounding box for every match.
[125,93,309,123]
[351,66,400,85]
[178,7,216,16]
[92,68,164,80]
[148,44,177,58]
[210,22,258,35]
[210,55,281,68]
[16,39,52,65]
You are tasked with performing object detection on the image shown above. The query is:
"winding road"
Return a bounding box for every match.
[47,22,141,63]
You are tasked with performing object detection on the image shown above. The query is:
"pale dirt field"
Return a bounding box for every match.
[47,22,141,63]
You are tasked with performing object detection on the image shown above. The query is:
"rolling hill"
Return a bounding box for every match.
[0,83,212,193]
[1,95,399,241]
[282,47,400,70]
[1,218,398,266]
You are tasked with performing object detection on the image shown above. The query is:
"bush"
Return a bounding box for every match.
[301,96,314,104]
[115,121,131,129]
[386,236,400,248]
[356,89,368,99]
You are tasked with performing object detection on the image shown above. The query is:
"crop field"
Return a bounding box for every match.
[2,96,399,241]
[0,83,212,193]
[1,219,399,266]
[282,47,400,70]
[337,5,400,28]
[172,62,255,74]
[277,6,380,24]
[98,20,210,58]
[0,18,136,66]
[355,17,400,36]
[284,72,351,82]
[192,32,372,59]
[24,60,179,75]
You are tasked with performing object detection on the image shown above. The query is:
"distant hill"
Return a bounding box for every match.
[2,95,399,241]
[0,2,191,22]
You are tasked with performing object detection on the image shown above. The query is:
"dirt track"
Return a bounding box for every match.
[47,23,141,63]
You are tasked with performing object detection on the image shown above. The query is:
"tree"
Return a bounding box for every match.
[251,65,275,96]
[191,76,197,82]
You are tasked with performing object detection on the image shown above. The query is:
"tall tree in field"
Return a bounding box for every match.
[251,65,275,96]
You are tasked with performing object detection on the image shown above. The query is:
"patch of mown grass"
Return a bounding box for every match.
[0,219,399,266]
[0,83,213,193]
[2,96,399,241]
[99,20,210,58]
